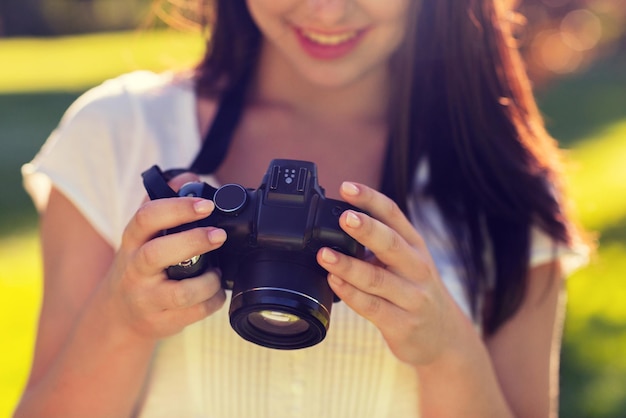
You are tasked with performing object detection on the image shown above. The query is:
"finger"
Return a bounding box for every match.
[123,197,216,249]
[168,172,202,193]
[318,247,422,311]
[192,288,227,318]
[133,226,227,277]
[328,272,432,365]
[156,269,225,310]
[327,271,412,332]
[141,172,201,205]
[159,286,227,331]
[338,210,432,281]
[339,182,426,250]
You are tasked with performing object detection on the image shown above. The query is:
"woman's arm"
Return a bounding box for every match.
[317,181,565,418]
[485,262,565,418]
[414,262,564,418]
[15,183,227,418]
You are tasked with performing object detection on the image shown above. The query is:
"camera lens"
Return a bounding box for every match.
[230,289,329,350]
[247,310,310,336]
[228,250,335,350]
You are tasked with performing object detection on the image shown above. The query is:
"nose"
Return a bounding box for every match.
[307,0,351,26]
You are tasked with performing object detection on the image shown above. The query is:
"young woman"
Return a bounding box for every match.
[17,0,588,417]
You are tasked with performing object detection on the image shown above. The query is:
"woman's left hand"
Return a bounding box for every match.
[317,182,470,367]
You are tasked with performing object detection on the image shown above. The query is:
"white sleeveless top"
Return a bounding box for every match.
[23,71,587,417]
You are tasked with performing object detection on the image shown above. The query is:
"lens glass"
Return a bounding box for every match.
[247,310,310,336]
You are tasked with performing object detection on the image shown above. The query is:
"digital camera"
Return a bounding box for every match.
[142,159,364,350]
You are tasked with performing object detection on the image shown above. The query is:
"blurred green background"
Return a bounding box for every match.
[1,1,625,417]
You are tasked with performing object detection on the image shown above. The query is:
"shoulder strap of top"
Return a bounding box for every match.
[189,72,251,174]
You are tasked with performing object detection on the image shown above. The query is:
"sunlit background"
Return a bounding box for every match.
[0,0,625,417]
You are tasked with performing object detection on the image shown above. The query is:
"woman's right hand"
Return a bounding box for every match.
[104,173,227,341]
[15,174,227,418]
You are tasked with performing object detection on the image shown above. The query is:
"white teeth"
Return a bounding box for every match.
[301,30,358,46]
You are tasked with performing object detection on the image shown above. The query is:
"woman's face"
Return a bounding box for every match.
[246,0,413,88]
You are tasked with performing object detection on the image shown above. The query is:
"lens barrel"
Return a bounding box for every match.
[228,250,333,350]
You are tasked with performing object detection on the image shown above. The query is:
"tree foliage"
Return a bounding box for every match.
[0,0,152,36]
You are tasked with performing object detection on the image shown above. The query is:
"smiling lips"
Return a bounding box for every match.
[300,29,359,45]
[295,27,367,60]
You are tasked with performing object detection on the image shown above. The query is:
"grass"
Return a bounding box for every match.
[0,234,41,413]
[1,31,625,418]
[566,120,626,231]
[0,29,204,93]
[536,58,626,417]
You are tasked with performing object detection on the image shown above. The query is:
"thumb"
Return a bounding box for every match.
[168,171,202,193]
[141,171,203,204]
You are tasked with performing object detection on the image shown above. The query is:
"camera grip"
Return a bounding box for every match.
[315,198,365,259]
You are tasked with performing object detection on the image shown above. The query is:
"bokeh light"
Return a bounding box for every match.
[561,9,603,51]
[513,0,625,85]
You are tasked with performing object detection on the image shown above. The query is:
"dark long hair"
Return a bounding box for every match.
[192,0,579,334]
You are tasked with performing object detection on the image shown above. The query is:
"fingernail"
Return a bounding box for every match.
[345,211,362,228]
[341,182,360,196]
[194,199,214,214]
[321,247,339,264]
[208,228,226,244]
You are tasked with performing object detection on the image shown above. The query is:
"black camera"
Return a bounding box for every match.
[142,159,364,350]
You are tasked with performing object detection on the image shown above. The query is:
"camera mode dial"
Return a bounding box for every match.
[214,183,248,214]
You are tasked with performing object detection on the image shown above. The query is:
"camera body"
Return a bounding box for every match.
[142,159,364,349]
